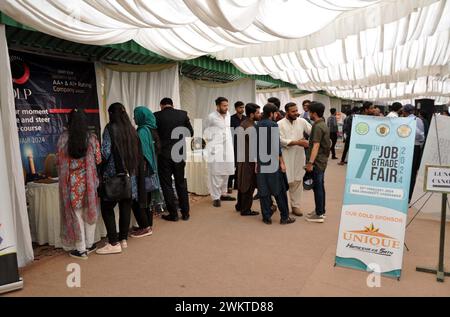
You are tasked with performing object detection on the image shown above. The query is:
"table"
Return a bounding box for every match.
[185,151,209,196]
[26,181,136,250]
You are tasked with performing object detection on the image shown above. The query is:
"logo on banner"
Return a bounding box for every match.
[10,56,31,85]
[397,125,412,138]
[343,223,401,256]
[376,124,390,137]
[356,122,369,135]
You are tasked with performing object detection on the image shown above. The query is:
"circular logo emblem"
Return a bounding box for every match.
[10,56,30,85]
[376,124,390,137]
[355,122,369,135]
[397,124,412,138]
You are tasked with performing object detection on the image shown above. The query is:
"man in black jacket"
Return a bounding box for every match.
[154,98,194,222]
[228,101,246,193]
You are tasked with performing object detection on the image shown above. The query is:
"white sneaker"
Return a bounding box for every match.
[305,214,325,223]
[307,211,327,219]
[96,243,122,255]
[120,240,128,249]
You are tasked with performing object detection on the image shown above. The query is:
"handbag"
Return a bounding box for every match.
[145,173,159,192]
[102,172,132,201]
[99,126,132,201]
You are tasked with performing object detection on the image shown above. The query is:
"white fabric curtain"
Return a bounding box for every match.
[0,0,383,60]
[256,88,293,109]
[102,64,181,119]
[0,0,447,103]
[0,24,34,267]
[232,0,450,100]
[180,77,256,121]
[256,88,340,117]
[328,76,450,102]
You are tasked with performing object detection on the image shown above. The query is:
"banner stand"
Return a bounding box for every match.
[0,251,23,294]
[405,113,450,282]
[0,279,23,295]
[416,194,450,282]
[335,115,416,279]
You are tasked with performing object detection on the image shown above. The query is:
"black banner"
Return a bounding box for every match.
[10,51,100,180]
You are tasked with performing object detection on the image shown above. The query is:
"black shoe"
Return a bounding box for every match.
[263,218,272,225]
[213,200,221,208]
[220,195,236,201]
[271,204,277,214]
[162,215,179,222]
[241,210,260,216]
[253,193,260,200]
[69,250,88,260]
[235,204,241,212]
[227,188,233,194]
[181,214,190,221]
[86,243,97,255]
[332,157,338,160]
[280,217,296,225]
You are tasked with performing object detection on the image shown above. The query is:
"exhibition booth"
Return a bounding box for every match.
[0,17,290,277]
[0,0,449,292]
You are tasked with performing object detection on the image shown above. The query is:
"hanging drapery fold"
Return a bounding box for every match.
[0,24,34,268]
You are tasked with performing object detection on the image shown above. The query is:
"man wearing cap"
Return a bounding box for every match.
[402,104,425,202]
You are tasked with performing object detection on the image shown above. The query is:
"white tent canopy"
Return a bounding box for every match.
[231,0,450,101]
[0,0,379,60]
[0,0,448,103]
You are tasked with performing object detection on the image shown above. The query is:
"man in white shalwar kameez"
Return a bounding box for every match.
[205,97,236,207]
[278,102,312,216]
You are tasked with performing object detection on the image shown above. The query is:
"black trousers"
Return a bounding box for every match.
[330,132,338,158]
[101,199,132,245]
[409,145,423,202]
[341,135,351,163]
[132,194,153,229]
[236,185,256,213]
[158,158,190,218]
[228,162,238,190]
[260,192,289,221]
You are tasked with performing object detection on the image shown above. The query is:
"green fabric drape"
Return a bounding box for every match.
[134,106,157,173]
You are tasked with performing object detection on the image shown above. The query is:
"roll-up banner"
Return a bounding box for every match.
[335,115,416,278]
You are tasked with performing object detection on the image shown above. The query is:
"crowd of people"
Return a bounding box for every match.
[56,96,439,260]
[204,97,331,225]
[57,98,194,259]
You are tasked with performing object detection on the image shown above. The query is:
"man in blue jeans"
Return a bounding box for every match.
[305,102,331,223]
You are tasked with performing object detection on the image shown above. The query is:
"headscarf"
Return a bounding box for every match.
[134,106,157,172]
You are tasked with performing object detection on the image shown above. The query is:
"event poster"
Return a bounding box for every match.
[335,115,416,278]
[10,50,100,180]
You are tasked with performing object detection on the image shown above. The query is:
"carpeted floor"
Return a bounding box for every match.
[6,148,450,297]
